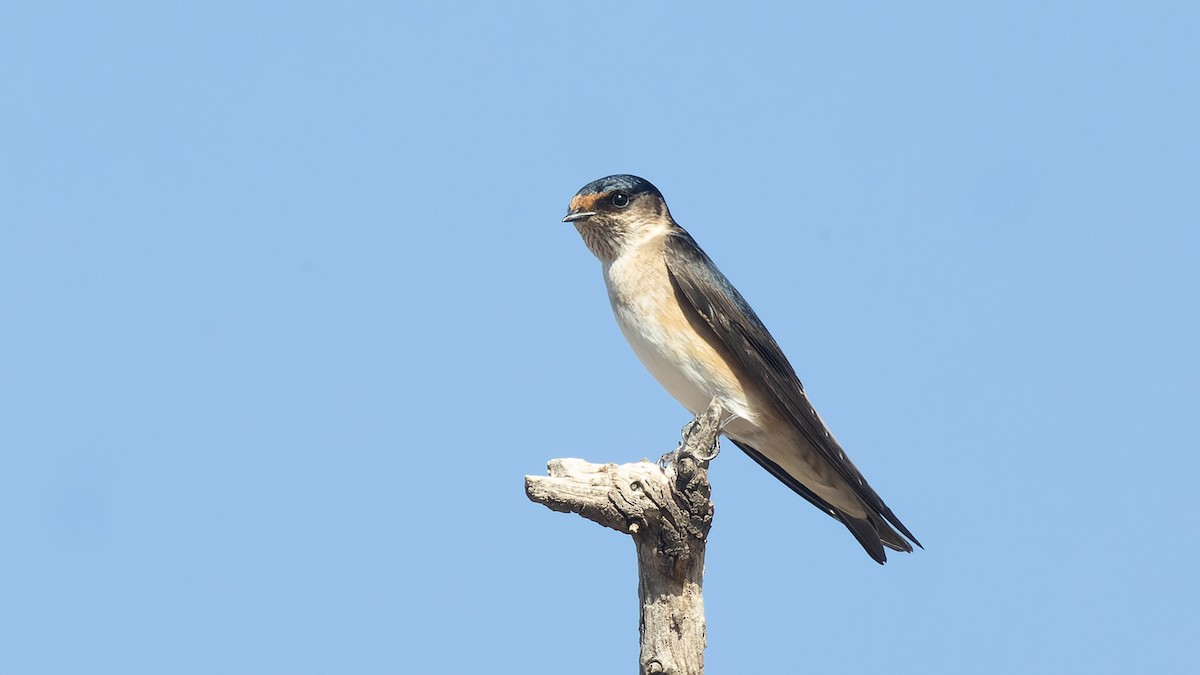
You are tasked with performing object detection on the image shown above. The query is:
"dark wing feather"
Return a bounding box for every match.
[662,229,920,549]
[731,440,890,564]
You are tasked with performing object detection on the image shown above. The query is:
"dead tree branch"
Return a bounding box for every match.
[526,398,724,675]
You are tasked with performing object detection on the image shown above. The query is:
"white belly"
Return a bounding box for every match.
[615,305,721,412]
[601,250,757,426]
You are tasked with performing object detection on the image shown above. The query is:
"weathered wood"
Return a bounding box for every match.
[526,399,724,675]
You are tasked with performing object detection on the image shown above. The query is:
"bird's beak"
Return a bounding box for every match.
[562,211,596,223]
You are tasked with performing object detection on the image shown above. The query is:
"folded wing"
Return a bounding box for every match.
[662,228,921,559]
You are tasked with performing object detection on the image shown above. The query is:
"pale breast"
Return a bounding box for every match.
[602,236,758,425]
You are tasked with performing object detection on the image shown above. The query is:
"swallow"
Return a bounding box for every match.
[563,174,920,563]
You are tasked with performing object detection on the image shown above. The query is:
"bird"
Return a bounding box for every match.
[562,174,920,563]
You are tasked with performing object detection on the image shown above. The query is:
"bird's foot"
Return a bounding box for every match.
[692,434,721,462]
[658,448,676,470]
[659,403,724,468]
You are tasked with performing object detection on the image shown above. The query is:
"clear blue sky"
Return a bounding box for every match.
[2,2,1197,673]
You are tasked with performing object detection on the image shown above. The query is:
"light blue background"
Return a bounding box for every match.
[3,2,1197,673]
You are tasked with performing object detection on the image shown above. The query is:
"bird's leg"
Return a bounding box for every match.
[658,416,700,468]
[689,412,736,462]
[659,398,726,467]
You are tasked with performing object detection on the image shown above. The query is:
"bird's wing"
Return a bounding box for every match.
[662,228,920,548]
[731,439,900,563]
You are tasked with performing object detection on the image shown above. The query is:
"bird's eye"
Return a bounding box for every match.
[610,192,630,208]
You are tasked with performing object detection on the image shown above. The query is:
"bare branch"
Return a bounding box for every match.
[526,398,725,675]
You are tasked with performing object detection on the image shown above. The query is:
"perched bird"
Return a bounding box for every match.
[563,174,920,563]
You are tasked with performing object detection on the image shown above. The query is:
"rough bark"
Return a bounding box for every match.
[525,399,723,675]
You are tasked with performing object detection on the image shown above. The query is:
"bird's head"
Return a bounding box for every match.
[563,174,673,261]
